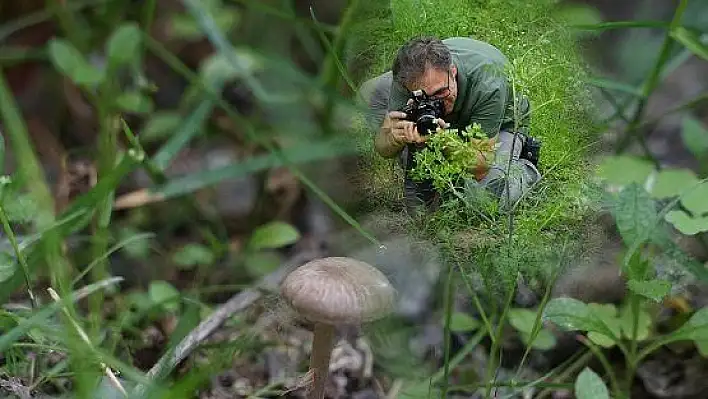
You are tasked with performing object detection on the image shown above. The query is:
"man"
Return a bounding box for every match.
[359,36,541,215]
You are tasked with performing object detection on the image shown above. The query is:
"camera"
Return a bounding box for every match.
[520,134,541,167]
[401,89,445,136]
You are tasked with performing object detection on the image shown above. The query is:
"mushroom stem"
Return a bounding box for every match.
[308,322,336,399]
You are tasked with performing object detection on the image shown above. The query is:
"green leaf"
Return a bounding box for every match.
[520,330,556,350]
[588,332,615,348]
[554,4,602,27]
[681,181,708,216]
[152,100,214,171]
[587,303,621,347]
[106,23,141,66]
[47,38,103,86]
[170,11,239,40]
[696,339,708,357]
[172,244,215,270]
[628,279,671,302]
[575,367,610,399]
[447,312,480,332]
[247,221,300,251]
[619,304,651,341]
[141,112,182,142]
[681,308,708,340]
[508,308,539,334]
[243,251,282,278]
[0,251,16,282]
[613,184,658,246]
[148,281,181,312]
[671,27,708,62]
[650,168,699,199]
[115,91,153,114]
[2,192,38,223]
[543,298,610,335]
[665,210,708,235]
[596,155,653,186]
[680,116,708,159]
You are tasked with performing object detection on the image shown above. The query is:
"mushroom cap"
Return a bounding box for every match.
[280,257,396,325]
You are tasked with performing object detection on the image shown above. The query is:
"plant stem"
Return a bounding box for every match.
[484,284,516,398]
[308,323,336,399]
[615,0,689,153]
[440,262,456,399]
[578,335,623,398]
[0,202,37,307]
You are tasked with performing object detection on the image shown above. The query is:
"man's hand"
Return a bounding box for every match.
[384,111,425,145]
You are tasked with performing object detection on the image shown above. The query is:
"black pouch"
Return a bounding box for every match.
[519,134,542,167]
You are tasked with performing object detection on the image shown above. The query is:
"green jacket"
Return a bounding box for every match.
[388,37,530,137]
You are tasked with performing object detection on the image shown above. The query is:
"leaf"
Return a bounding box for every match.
[115,91,153,114]
[650,168,699,199]
[665,210,708,235]
[106,23,141,66]
[543,298,609,335]
[152,100,214,171]
[681,181,708,216]
[247,221,300,251]
[141,112,182,142]
[47,38,104,86]
[2,192,38,223]
[148,281,181,312]
[575,367,610,399]
[588,332,616,348]
[619,304,651,341]
[696,339,708,357]
[520,329,556,350]
[508,308,539,334]
[172,244,215,270]
[587,303,621,347]
[613,184,658,246]
[671,27,708,62]
[554,4,602,27]
[243,251,282,278]
[170,11,239,40]
[680,116,708,159]
[628,279,671,302]
[447,312,480,332]
[0,251,16,283]
[596,155,653,186]
[681,308,708,340]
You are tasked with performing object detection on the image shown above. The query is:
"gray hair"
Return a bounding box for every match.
[392,36,452,88]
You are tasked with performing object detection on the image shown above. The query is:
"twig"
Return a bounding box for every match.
[47,288,128,397]
[131,250,323,397]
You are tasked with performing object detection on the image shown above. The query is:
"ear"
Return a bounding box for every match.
[451,64,458,77]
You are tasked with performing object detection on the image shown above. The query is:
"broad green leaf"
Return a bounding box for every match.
[696,339,708,357]
[141,112,182,142]
[650,168,699,199]
[596,155,653,186]
[681,116,708,159]
[614,184,658,246]
[244,251,282,278]
[0,251,16,282]
[106,23,141,66]
[447,312,480,332]
[115,91,153,114]
[148,281,181,312]
[520,330,556,350]
[628,279,671,302]
[665,210,708,235]
[170,11,239,40]
[575,367,610,399]
[626,251,651,281]
[543,298,609,335]
[671,27,708,62]
[172,244,215,270]
[588,332,615,348]
[681,181,708,216]
[671,308,708,342]
[200,50,261,88]
[508,308,541,334]
[2,192,38,223]
[247,221,300,251]
[48,38,103,85]
[619,304,651,341]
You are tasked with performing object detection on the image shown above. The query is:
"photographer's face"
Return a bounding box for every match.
[407,64,458,115]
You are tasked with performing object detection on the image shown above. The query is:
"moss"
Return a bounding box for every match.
[345,0,603,294]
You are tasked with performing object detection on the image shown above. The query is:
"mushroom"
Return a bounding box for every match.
[280,256,396,399]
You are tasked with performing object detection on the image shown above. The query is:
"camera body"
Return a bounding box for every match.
[401,89,445,136]
[520,134,542,167]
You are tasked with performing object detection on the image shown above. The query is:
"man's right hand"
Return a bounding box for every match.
[383,111,426,145]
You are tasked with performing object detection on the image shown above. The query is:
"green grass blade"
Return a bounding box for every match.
[584,77,643,97]
[71,232,156,286]
[0,277,123,353]
[571,20,668,31]
[154,137,358,200]
[671,27,708,61]
[152,99,214,171]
